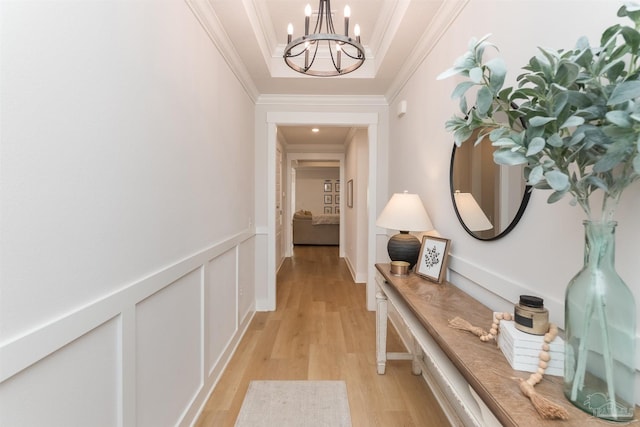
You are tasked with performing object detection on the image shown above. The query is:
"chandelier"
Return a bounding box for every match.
[284,1,365,77]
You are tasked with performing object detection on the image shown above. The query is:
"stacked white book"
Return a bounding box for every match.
[497,318,564,377]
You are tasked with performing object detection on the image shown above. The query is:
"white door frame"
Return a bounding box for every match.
[264,111,379,311]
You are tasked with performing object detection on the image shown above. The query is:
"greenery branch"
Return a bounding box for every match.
[437,3,640,223]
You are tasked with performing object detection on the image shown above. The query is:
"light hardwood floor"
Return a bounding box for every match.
[195,245,451,426]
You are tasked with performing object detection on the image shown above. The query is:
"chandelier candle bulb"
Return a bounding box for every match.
[304,4,311,35]
[287,23,293,43]
[344,5,350,36]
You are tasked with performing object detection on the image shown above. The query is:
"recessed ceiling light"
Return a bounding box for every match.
[311,128,319,133]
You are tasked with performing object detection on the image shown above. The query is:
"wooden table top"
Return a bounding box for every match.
[375,263,637,427]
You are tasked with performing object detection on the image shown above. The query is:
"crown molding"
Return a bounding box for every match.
[256,94,388,106]
[242,0,277,73]
[385,0,469,103]
[370,0,411,73]
[184,0,260,102]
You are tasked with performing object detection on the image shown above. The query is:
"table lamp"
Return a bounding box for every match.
[376,191,433,269]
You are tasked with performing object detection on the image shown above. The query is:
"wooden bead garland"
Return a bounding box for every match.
[489,313,560,387]
[448,312,569,420]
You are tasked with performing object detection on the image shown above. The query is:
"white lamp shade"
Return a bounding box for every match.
[376,192,433,232]
[453,191,493,231]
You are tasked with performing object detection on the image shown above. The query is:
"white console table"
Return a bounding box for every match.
[375,264,624,427]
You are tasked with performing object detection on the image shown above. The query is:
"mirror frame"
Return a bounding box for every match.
[449,144,532,241]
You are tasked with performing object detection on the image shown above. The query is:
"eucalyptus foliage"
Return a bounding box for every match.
[438,3,640,221]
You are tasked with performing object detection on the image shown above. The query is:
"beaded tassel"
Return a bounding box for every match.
[448,313,569,420]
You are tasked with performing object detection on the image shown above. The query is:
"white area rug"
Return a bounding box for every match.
[234,380,352,427]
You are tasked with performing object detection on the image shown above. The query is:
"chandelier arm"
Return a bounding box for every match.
[334,61,363,75]
[340,49,364,60]
[305,40,320,72]
[325,0,336,34]
[285,46,308,59]
[314,0,324,34]
[327,39,339,71]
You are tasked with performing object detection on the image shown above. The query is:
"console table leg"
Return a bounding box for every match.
[412,336,423,375]
[376,291,388,375]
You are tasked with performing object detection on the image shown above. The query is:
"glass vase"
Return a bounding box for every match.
[564,220,636,421]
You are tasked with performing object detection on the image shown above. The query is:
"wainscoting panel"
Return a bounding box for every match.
[253,233,271,311]
[206,248,238,374]
[0,230,256,427]
[0,317,120,427]
[136,268,203,427]
[238,238,256,325]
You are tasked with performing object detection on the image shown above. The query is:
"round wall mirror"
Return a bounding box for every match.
[449,134,532,241]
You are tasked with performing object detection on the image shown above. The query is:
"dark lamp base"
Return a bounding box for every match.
[387,232,421,269]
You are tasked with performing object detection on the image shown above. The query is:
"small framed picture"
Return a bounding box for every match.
[335,183,340,192]
[324,195,332,204]
[335,195,340,204]
[415,236,451,283]
[335,207,340,214]
[324,183,332,192]
[324,206,332,214]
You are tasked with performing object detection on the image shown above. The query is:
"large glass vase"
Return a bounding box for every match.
[564,221,636,421]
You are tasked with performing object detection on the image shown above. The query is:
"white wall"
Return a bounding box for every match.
[389,0,640,402]
[0,1,256,425]
[276,138,286,272]
[295,168,340,214]
[344,129,369,282]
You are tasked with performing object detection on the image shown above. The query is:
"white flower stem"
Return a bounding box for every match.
[571,292,594,400]
[594,279,618,418]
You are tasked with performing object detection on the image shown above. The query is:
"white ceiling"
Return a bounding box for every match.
[203,0,454,144]
[206,0,448,96]
[278,124,354,146]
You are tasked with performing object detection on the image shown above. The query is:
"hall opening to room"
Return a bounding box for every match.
[291,161,341,247]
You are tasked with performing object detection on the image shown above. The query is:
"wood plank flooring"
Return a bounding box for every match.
[195,245,451,427]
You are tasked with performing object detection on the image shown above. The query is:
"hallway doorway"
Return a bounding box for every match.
[285,152,345,259]
[260,111,380,312]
